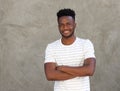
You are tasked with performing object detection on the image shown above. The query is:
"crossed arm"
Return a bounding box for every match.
[44,58,96,81]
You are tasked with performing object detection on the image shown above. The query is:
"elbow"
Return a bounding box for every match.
[45,75,51,81]
[88,68,95,76]
[46,77,52,81]
[88,62,96,76]
[45,74,55,81]
[44,70,55,81]
[89,71,94,76]
[46,76,53,81]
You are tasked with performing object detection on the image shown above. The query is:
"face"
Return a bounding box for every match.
[58,16,76,38]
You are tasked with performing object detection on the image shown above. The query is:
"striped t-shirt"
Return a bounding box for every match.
[45,37,95,91]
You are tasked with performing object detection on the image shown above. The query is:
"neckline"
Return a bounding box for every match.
[60,37,78,47]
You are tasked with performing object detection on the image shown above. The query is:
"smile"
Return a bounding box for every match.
[63,30,70,34]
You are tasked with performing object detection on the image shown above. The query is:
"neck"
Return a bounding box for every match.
[61,35,76,45]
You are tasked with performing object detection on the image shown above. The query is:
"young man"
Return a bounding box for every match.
[44,8,96,91]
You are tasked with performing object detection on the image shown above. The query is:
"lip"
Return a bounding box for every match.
[63,30,70,34]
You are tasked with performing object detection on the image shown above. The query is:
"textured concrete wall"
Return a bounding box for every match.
[0,0,120,91]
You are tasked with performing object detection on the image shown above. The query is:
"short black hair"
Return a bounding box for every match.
[57,8,76,20]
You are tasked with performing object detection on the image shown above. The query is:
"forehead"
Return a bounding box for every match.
[58,16,74,23]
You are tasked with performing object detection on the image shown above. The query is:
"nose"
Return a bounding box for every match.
[63,25,68,30]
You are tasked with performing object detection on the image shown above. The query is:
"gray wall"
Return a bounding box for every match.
[0,0,120,91]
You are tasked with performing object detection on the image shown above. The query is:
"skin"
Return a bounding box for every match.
[44,16,96,81]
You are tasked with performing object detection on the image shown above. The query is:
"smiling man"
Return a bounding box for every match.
[44,8,96,91]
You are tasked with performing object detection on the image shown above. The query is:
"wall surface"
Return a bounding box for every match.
[0,0,120,91]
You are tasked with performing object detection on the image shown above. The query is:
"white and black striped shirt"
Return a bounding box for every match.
[45,37,95,91]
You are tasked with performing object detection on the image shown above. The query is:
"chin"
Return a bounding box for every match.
[62,35,73,38]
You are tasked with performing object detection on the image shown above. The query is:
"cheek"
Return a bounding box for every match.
[69,26,75,30]
[72,25,76,30]
[59,26,64,32]
[58,28,63,34]
[58,27,62,31]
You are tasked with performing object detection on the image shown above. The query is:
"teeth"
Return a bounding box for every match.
[64,31,69,33]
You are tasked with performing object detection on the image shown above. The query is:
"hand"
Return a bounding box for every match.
[56,65,69,71]
[56,65,75,75]
[56,65,63,71]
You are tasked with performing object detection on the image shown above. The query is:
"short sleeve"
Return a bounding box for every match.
[44,44,56,63]
[84,39,96,59]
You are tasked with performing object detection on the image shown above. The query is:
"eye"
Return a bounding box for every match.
[59,24,64,27]
[67,23,71,25]
[66,23,73,27]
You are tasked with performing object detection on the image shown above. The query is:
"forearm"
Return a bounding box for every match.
[44,63,76,81]
[57,66,91,77]
[46,69,76,81]
[57,58,96,77]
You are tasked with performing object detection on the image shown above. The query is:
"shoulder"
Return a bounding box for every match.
[46,39,60,48]
[76,37,94,48]
[77,37,92,44]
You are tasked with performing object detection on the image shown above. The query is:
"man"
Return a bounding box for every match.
[44,8,96,91]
